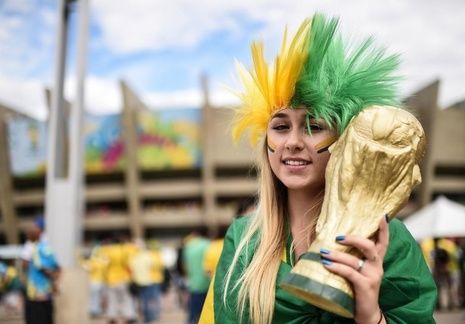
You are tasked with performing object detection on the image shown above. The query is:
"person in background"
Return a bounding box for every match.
[173,242,189,311]
[21,215,47,265]
[99,236,136,324]
[0,259,23,316]
[234,196,257,219]
[448,238,462,309]
[422,237,460,310]
[129,240,165,323]
[203,227,227,278]
[183,228,211,324]
[23,219,61,324]
[80,245,108,318]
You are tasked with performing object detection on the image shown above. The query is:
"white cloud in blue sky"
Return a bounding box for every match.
[0,0,464,120]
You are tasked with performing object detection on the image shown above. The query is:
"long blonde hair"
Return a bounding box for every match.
[223,141,313,324]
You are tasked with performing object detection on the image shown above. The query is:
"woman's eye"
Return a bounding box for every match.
[307,124,323,132]
[272,124,288,131]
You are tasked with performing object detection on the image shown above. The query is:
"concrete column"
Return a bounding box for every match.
[120,81,144,239]
[45,1,89,322]
[405,80,440,208]
[200,74,217,235]
[0,112,19,243]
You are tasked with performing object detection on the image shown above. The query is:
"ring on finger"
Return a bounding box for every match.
[356,259,365,272]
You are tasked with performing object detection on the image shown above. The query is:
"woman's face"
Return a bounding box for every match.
[266,108,336,192]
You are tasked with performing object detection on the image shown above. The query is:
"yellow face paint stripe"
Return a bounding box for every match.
[267,137,277,153]
[315,135,337,153]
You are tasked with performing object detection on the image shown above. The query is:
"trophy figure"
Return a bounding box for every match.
[280,105,426,318]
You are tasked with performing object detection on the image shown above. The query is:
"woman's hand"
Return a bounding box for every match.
[319,215,389,324]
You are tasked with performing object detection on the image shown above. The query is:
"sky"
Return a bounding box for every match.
[0,0,464,120]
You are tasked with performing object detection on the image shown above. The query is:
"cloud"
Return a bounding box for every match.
[0,1,56,79]
[0,76,48,120]
[142,85,239,109]
[91,0,246,53]
[1,0,465,117]
[91,0,465,106]
[65,76,122,115]
[143,89,202,109]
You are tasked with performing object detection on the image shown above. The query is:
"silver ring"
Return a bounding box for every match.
[357,259,365,272]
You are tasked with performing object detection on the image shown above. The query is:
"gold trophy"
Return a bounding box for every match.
[280,105,426,318]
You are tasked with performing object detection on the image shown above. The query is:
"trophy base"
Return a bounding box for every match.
[281,271,354,318]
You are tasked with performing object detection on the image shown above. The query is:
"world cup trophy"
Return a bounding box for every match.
[280,105,426,318]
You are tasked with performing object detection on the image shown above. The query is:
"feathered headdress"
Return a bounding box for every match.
[231,19,312,145]
[232,13,401,145]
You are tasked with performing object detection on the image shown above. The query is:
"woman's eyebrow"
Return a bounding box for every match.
[270,112,289,120]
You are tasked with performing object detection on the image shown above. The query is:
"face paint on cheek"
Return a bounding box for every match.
[315,135,337,154]
[267,137,277,153]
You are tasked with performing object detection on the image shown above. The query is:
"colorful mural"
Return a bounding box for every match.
[137,108,201,169]
[7,108,202,176]
[85,113,124,173]
[7,118,48,176]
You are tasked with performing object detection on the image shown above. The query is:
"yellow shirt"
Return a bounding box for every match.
[99,244,131,287]
[129,250,164,285]
[81,256,108,284]
[203,239,224,276]
[421,238,460,273]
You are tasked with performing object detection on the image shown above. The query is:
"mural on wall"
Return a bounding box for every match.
[7,108,202,176]
[137,108,201,169]
[7,118,48,176]
[85,113,124,173]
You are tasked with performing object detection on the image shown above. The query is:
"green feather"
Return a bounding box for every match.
[291,14,401,134]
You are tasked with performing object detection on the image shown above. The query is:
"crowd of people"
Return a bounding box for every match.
[2,217,465,323]
[80,236,165,323]
[0,198,257,324]
[422,237,465,311]
[79,226,232,323]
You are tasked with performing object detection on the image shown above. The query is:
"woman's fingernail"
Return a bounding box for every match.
[335,235,345,242]
[385,214,390,223]
[320,248,330,255]
[322,259,332,266]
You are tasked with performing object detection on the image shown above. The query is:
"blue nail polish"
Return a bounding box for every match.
[320,248,330,255]
[322,259,332,266]
[335,235,345,241]
[385,213,390,223]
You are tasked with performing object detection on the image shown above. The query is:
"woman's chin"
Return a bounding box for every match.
[283,179,323,192]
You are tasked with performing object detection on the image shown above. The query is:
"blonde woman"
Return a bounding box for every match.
[200,14,436,324]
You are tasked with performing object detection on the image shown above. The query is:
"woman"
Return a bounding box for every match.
[200,14,436,324]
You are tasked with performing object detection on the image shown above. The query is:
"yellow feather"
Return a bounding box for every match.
[232,19,312,145]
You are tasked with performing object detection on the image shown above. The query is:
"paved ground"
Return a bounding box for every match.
[1,296,464,323]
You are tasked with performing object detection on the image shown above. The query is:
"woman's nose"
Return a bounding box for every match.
[285,129,304,152]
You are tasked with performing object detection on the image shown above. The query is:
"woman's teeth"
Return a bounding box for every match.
[284,160,309,166]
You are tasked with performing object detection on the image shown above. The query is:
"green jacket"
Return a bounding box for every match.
[201,217,437,323]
